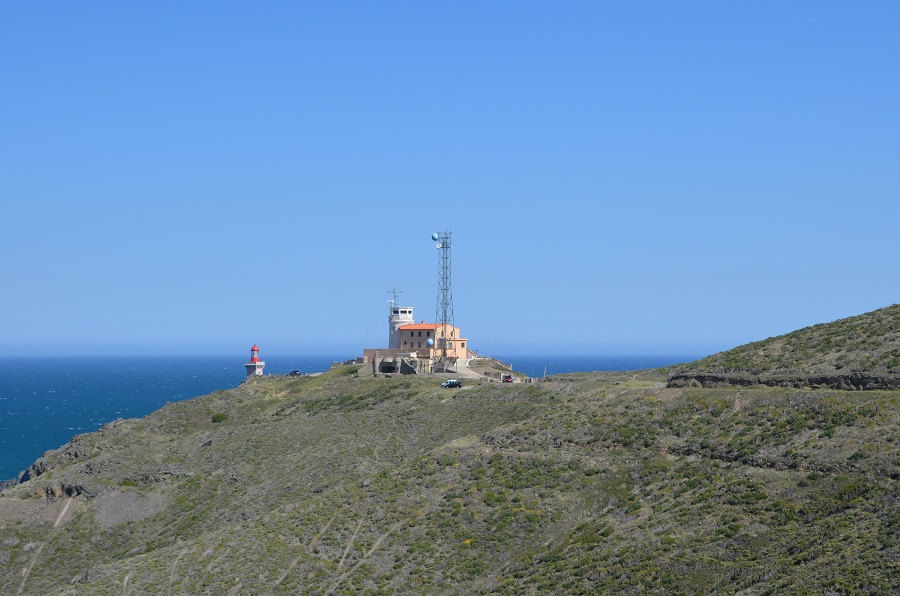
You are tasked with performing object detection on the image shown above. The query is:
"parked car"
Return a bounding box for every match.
[441,379,463,388]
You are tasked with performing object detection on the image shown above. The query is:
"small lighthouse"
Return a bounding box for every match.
[244,344,266,378]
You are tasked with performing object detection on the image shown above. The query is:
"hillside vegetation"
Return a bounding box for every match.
[669,304,900,389]
[1,359,899,594]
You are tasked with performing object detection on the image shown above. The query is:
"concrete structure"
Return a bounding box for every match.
[389,304,415,349]
[244,344,265,378]
[362,321,476,375]
[360,350,430,376]
[362,276,476,376]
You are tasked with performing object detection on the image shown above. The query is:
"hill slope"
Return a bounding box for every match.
[2,365,899,594]
[669,304,900,389]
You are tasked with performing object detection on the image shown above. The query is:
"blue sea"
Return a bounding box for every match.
[0,355,696,482]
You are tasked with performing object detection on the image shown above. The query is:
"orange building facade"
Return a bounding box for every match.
[396,323,472,360]
[362,322,476,367]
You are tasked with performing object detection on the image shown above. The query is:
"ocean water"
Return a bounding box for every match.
[0,356,342,482]
[0,354,697,482]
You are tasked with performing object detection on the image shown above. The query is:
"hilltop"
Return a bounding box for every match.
[669,304,900,390]
[1,308,900,593]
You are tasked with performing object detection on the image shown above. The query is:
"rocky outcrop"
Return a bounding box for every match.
[34,483,90,500]
[667,372,900,390]
[17,459,48,483]
[124,468,193,485]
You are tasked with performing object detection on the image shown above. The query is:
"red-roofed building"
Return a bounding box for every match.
[362,319,476,374]
[396,323,471,358]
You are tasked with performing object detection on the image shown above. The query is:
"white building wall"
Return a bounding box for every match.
[389,306,414,348]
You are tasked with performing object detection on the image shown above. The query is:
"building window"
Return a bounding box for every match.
[461,342,465,348]
[426,331,431,337]
[418,342,422,348]
[418,331,422,337]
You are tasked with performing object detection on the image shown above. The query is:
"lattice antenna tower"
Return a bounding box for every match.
[432,231,455,372]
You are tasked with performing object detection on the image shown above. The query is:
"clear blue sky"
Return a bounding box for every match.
[2,2,898,358]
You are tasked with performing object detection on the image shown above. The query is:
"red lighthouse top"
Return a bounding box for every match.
[250,344,260,363]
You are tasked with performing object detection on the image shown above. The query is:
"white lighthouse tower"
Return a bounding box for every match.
[244,344,265,378]
[388,288,414,349]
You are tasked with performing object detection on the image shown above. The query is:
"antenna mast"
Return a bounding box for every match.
[388,286,402,309]
[432,231,455,372]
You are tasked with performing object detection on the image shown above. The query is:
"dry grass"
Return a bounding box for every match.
[1,367,898,594]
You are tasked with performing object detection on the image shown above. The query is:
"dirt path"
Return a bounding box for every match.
[17,498,74,595]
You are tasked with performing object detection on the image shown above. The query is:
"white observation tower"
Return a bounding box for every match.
[388,287,414,349]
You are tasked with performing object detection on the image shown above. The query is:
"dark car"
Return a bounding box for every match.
[441,379,463,388]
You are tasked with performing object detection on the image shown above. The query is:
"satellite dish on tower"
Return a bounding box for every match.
[431,233,440,241]
[436,242,443,249]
